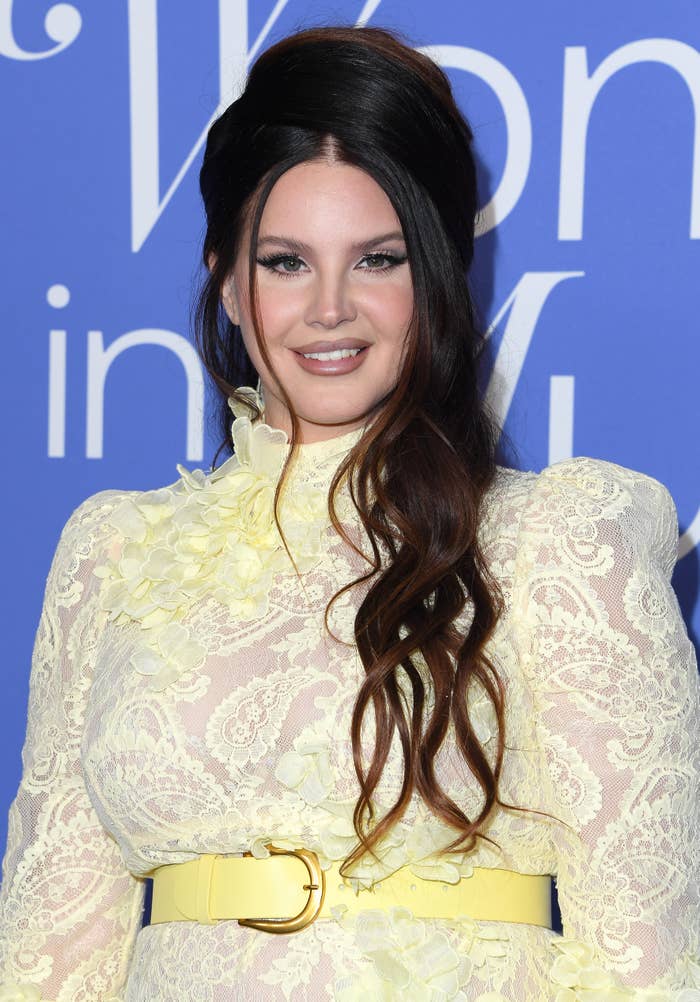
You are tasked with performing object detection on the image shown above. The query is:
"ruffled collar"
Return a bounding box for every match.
[211,384,367,487]
[95,386,367,691]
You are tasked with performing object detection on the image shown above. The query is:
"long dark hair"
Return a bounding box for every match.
[195,25,507,876]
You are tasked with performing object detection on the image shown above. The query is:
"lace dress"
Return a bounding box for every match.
[1,403,698,1001]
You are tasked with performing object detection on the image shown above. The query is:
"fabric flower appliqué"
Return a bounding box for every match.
[274,732,336,807]
[550,938,633,1001]
[94,387,338,690]
[333,905,472,1001]
[549,939,700,1001]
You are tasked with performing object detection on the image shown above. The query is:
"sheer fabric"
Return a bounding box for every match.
[0,418,698,1001]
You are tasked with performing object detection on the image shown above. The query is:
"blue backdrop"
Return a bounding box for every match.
[1,0,698,855]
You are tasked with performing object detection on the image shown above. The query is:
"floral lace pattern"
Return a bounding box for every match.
[0,392,698,1000]
[93,390,363,691]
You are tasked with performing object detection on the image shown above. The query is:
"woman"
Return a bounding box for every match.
[0,24,698,1002]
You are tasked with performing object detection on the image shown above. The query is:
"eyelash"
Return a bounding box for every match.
[255,251,408,279]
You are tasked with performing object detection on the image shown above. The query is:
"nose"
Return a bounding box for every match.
[304,271,357,329]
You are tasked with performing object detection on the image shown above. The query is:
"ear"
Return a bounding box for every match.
[220,276,241,327]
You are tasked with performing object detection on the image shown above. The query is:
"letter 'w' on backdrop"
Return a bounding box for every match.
[0,1,697,854]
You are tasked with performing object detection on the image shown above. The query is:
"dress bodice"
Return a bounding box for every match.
[0,390,698,1000]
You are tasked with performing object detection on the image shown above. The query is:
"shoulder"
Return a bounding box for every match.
[50,482,180,578]
[35,489,146,621]
[531,455,674,519]
[59,488,138,537]
[56,488,142,553]
[498,457,680,585]
[505,461,695,712]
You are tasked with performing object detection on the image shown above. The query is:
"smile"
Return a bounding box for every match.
[293,345,369,375]
[301,348,362,360]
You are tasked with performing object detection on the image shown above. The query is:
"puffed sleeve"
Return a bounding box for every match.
[511,457,700,997]
[0,493,146,1002]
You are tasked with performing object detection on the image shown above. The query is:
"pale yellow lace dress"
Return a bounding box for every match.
[0,408,698,1001]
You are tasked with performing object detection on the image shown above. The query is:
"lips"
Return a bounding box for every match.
[292,342,370,376]
[293,338,371,354]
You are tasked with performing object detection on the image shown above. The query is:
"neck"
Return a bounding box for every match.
[255,387,375,445]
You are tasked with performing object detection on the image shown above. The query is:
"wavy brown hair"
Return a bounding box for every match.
[195,24,510,875]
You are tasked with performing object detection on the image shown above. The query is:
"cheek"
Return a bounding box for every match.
[365,282,414,341]
[235,278,300,363]
[245,282,305,347]
[258,286,304,335]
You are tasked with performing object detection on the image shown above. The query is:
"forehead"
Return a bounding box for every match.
[259,160,402,241]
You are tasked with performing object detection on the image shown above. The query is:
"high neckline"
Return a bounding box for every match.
[228,384,368,471]
[286,424,367,466]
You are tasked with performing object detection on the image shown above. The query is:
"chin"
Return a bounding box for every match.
[302,401,375,426]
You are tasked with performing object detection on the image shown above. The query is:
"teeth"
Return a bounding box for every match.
[302,348,362,360]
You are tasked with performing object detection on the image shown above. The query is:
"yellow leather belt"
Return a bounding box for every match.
[148,843,552,934]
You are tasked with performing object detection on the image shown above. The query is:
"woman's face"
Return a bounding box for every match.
[222,159,414,442]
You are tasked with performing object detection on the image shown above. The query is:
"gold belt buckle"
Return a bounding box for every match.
[238,843,326,934]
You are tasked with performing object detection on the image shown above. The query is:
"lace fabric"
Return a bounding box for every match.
[0,402,698,1001]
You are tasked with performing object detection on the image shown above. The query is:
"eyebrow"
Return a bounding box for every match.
[256,230,406,254]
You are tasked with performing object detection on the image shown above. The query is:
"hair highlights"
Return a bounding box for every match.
[195,25,510,875]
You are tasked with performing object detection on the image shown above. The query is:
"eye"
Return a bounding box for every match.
[256,253,307,278]
[359,252,408,272]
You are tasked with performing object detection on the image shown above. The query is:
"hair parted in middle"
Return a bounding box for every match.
[195,24,514,877]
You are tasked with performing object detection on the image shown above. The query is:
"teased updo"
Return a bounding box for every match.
[195,25,507,876]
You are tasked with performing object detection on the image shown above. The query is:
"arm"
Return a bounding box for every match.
[512,457,700,994]
[0,494,146,1002]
